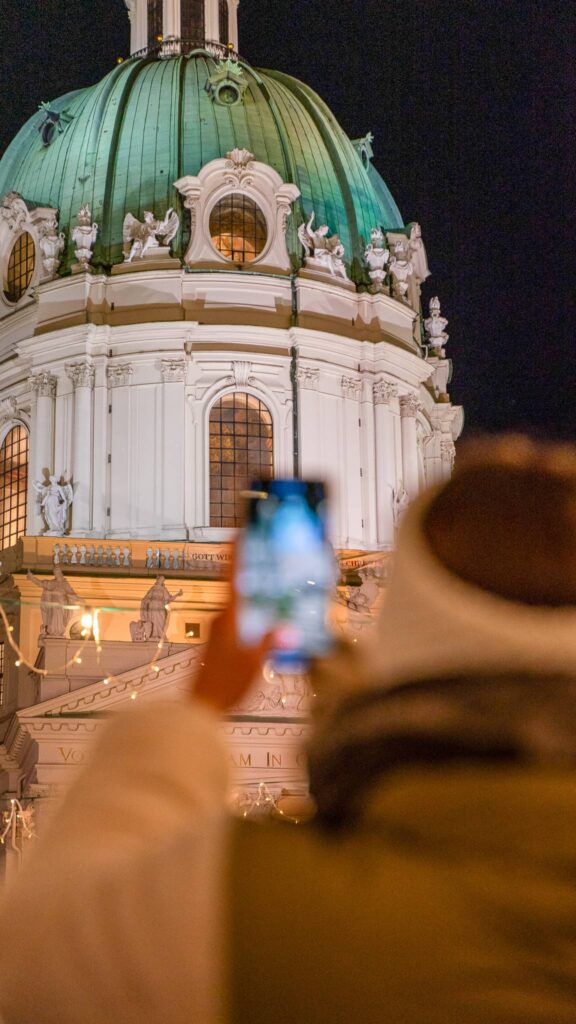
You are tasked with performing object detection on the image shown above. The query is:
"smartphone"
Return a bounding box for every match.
[236,479,336,670]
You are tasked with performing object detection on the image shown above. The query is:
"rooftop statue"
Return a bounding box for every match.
[122,208,179,262]
[388,238,414,303]
[364,227,390,293]
[408,223,431,284]
[298,212,348,280]
[33,475,73,536]
[71,205,98,270]
[38,216,65,278]
[424,296,449,356]
[134,576,184,641]
[27,567,81,638]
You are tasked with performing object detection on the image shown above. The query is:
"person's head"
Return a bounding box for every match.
[424,435,576,606]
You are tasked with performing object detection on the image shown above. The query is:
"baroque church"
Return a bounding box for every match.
[0,0,462,854]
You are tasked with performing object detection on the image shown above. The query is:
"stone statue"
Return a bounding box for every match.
[0,192,28,231]
[122,209,180,262]
[424,296,449,356]
[32,475,73,536]
[298,212,348,280]
[364,227,390,292]
[388,239,414,303]
[38,216,65,278]
[136,575,183,640]
[71,205,98,269]
[27,567,81,637]
[407,223,430,284]
[393,480,410,523]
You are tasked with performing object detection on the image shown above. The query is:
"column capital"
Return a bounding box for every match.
[341,376,361,400]
[65,362,95,390]
[161,358,187,383]
[440,438,456,463]
[107,363,133,388]
[30,371,58,399]
[296,366,320,391]
[373,380,398,406]
[399,393,422,419]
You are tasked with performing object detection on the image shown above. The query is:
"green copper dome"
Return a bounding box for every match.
[0,53,404,280]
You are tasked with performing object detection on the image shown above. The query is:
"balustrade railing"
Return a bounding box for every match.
[126,38,239,62]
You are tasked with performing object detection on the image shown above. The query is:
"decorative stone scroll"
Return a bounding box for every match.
[107,364,133,388]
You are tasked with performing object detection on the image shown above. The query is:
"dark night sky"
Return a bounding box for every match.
[1,0,575,439]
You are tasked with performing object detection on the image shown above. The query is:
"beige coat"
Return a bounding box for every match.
[1,698,576,1024]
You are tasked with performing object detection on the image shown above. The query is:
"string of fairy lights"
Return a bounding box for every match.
[0,595,194,700]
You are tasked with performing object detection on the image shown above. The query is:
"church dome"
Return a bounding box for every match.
[0,53,403,280]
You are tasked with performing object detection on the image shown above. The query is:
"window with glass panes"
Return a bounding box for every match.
[0,426,29,549]
[181,0,205,46]
[147,0,163,46]
[4,233,35,303]
[209,393,273,527]
[209,194,267,264]
[219,0,229,43]
[0,642,4,706]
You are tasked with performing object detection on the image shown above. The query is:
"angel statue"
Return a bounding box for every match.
[32,474,73,536]
[297,212,348,280]
[122,208,180,263]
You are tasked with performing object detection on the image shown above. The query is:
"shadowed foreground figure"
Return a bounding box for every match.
[2,436,576,1023]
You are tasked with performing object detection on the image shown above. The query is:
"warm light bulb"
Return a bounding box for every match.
[81,612,93,630]
[75,657,82,664]
[103,677,110,685]
[130,692,137,700]
[15,660,21,667]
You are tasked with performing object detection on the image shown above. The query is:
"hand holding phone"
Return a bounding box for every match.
[236,480,336,670]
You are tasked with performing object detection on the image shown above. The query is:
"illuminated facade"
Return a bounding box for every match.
[0,0,462,837]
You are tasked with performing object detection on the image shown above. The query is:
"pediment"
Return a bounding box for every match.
[18,646,203,721]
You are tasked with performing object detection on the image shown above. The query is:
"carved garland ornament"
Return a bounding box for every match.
[296,367,320,391]
[161,359,187,384]
[341,376,362,400]
[107,364,133,389]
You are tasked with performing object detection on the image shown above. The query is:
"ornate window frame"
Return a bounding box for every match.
[206,388,274,528]
[175,149,300,273]
[0,192,62,318]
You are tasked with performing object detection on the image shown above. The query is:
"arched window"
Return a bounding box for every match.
[181,0,205,47]
[219,0,229,44]
[147,0,163,47]
[209,393,273,527]
[0,425,29,549]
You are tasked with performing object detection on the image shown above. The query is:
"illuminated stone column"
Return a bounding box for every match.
[30,372,58,533]
[66,362,95,535]
[373,380,398,547]
[399,393,421,501]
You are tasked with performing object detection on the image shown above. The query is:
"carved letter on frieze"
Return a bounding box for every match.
[106,364,133,388]
[65,362,95,390]
[30,372,58,399]
[296,367,320,391]
[341,376,362,400]
[399,393,422,419]
[161,359,186,383]
[373,380,398,405]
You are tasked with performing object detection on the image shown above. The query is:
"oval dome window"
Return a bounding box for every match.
[209,194,267,264]
[4,232,35,303]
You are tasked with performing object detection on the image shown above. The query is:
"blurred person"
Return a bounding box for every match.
[2,436,576,1023]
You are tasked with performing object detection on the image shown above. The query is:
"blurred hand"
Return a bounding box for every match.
[193,546,273,712]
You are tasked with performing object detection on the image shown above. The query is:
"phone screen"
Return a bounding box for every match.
[236,480,336,669]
